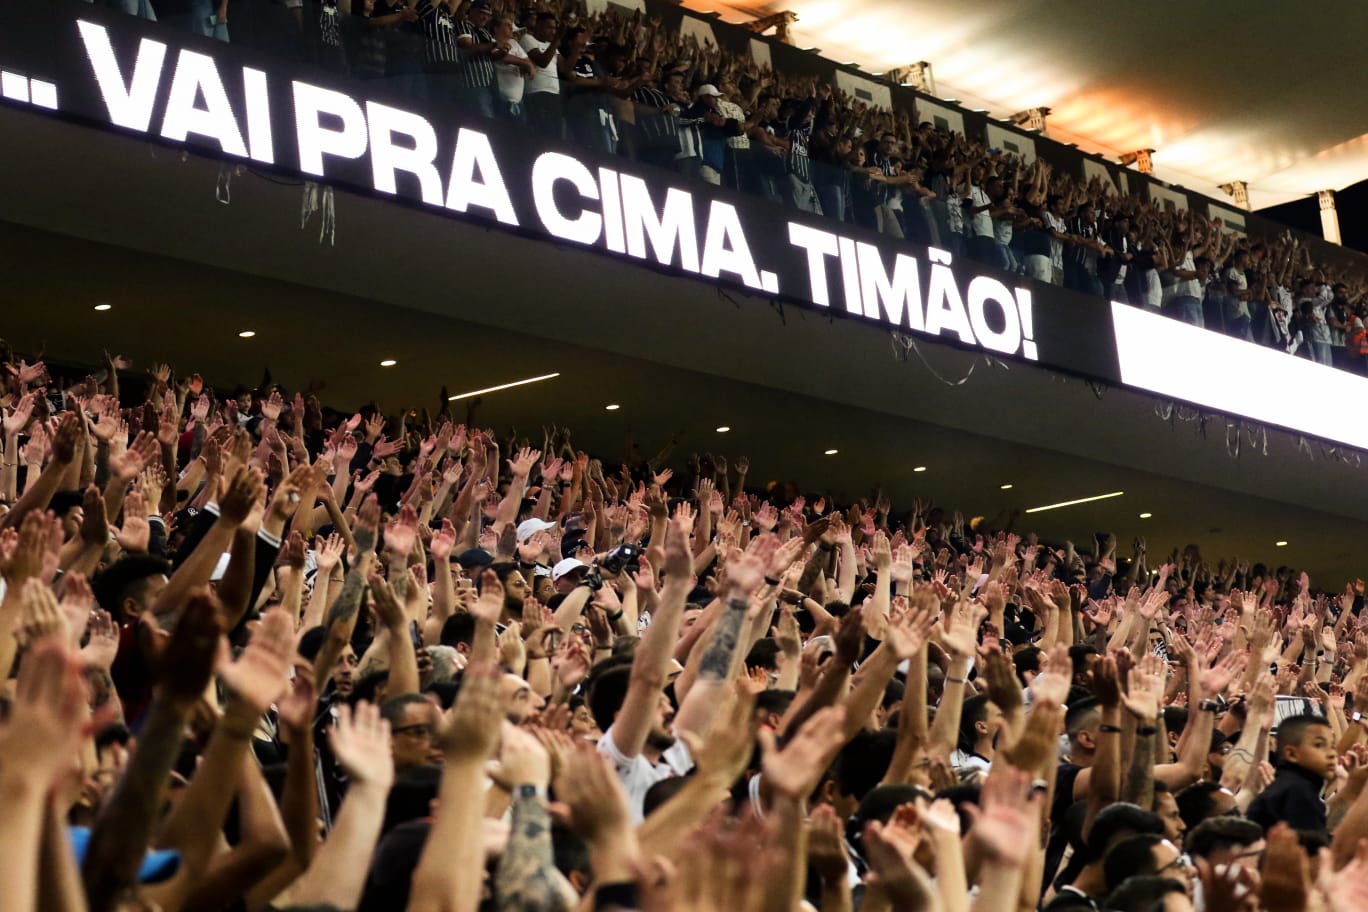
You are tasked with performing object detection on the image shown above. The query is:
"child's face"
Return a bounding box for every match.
[1286,723,1336,778]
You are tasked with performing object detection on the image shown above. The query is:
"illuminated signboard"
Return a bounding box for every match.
[3,3,1367,451]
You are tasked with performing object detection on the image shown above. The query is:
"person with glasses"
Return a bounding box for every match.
[380,693,440,775]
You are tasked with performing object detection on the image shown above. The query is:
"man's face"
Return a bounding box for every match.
[390,702,437,772]
[1287,724,1337,778]
[534,16,557,40]
[665,73,684,95]
[503,572,529,613]
[1155,791,1185,843]
[1151,839,1192,893]
[570,703,599,740]
[125,574,170,621]
[470,6,490,26]
[501,673,544,724]
[333,645,358,697]
[645,692,675,752]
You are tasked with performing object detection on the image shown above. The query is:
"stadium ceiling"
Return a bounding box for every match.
[693,0,1368,212]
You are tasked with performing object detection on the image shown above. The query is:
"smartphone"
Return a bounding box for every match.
[456,578,475,590]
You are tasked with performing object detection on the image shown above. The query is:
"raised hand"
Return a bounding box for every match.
[219,607,293,717]
[964,766,1042,866]
[384,504,421,560]
[439,662,504,761]
[759,705,847,799]
[330,701,395,789]
[82,609,120,672]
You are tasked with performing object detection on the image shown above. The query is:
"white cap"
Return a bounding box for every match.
[696,83,722,97]
[516,518,557,542]
[551,557,589,582]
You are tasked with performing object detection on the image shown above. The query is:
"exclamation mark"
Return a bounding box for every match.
[1015,289,1038,360]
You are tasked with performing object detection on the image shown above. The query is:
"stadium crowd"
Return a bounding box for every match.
[2,346,1368,912]
[84,0,1368,372]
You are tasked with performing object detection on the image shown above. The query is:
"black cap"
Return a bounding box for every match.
[456,548,494,571]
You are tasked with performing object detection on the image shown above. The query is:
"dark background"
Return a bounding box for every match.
[1259,180,1368,256]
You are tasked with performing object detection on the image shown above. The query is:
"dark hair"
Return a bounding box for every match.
[1013,646,1042,684]
[441,613,476,649]
[1086,803,1164,863]
[756,689,796,718]
[587,664,631,732]
[958,694,991,753]
[643,775,689,817]
[746,639,782,672]
[832,730,897,802]
[92,555,172,622]
[1185,816,1263,860]
[379,693,430,727]
[1065,697,1100,737]
[1276,713,1332,753]
[1102,834,1166,891]
[1175,782,1227,830]
[1103,874,1186,912]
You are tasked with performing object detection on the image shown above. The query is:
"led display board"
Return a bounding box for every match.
[2,3,1366,451]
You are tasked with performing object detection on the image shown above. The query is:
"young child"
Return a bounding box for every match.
[1246,713,1335,833]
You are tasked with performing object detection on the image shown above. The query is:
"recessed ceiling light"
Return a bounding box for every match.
[447,372,560,402]
[1000,483,1013,490]
[1276,541,1288,547]
[379,359,397,367]
[605,404,620,411]
[1139,512,1152,519]
[93,303,112,312]
[824,448,838,455]
[913,466,927,473]
[715,426,731,433]
[238,330,256,338]
[1024,491,1124,514]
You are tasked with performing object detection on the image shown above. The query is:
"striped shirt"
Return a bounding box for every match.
[454,19,496,87]
[418,1,459,66]
[788,119,813,182]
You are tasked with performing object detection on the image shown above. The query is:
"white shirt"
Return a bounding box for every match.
[495,40,528,103]
[969,185,993,237]
[597,724,694,824]
[518,33,558,95]
[1174,250,1201,299]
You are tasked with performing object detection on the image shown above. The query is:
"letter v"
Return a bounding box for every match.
[78,20,166,131]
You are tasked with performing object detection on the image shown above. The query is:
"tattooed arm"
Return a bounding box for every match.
[312,497,381,690]
[672,540,771,741]
[495,793,568,912]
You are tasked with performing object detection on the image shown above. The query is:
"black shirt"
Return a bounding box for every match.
[1246,761,1327,833]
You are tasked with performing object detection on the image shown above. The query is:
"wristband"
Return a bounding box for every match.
[1098,724,1123,734]
[516,784,546,799]
[1198,699,1222,713]
[1135,725,1159,736]
[764,575,781,586]
[945,676,968,685]
[605,608,624,623]
[727,596,749,611]
[817,542,835,551]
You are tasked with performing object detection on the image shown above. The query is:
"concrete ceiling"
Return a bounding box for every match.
[1,104,1368,582]
[693,0,1368,211]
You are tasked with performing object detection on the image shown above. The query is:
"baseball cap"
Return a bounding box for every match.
[516,518,556,543]
[696,84,722,97]
[552,558,588,582]
[455,548,494,571]
[69,826,181,884]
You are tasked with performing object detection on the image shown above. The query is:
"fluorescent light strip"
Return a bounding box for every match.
[1110,303,1368,450]
[447,372,560,401]
[1024,491,1124,514]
